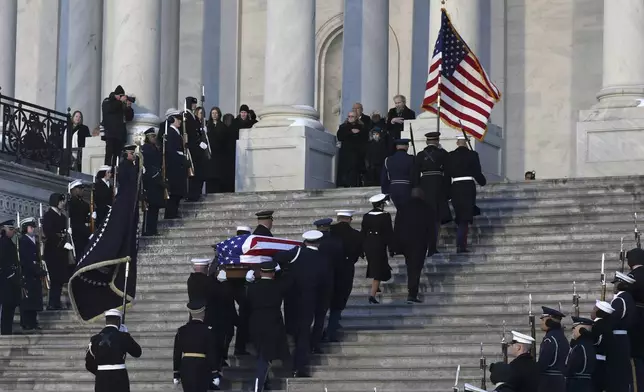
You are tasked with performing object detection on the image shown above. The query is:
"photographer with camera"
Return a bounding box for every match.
[101,85,134,167]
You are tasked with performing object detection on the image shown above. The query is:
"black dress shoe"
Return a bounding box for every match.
[368,296,379,304]
[406,296,422,304]
[234,349,250,356]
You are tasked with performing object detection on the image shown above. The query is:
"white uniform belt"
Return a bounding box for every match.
[421,171,442,177]
[390,180,411,185]
[452,176,474,183]
[613,330,628,335]
[97,364,126,371]
[596,354,606,361]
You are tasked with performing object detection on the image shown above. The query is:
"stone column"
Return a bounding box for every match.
[159,0,180,115]
[0,0,17,97]
[361,0,389,115]
[595,0,644,108]
[102,0,161,141]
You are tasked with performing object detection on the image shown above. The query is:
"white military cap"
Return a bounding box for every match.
[191,258,211,266]
[335,210,355,217]
[236,226,252,232]
[595,300,615,314]
[19,217,36,227]
[165,108,182,118]
[510,330,535,344]
[96,165,111,173]
[464,383,487,392]
[68,179,83,191]
[456,134,470,140]
[302,230,323,241]
[369,193,388,203]
[217,270,227,282]
[613,271,636,284]
[104,309,123,318]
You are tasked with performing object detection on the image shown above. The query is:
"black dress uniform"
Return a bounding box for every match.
[0,223,21,335]
[164,118,188,219]
[43,194,70,309]
[141,132,165,236]
[207,274,236,371]
[592,309,613,392]
[491,362,517,392]
[184,97,207,202]
[538,307,569,392]
[311,223,339,351]
[69,192,91,260]
[85,323,142,392]
[94,176,113,230]
[361,205,394,283]
[565,317,596,392]
[380,141,415,209]
[445,143,487,252]
[19,230,46,330]
[173,302,217,392]
[627,249,644,392]
[607,277,637,392]
[253,211,274,237]
[509,352,540,392]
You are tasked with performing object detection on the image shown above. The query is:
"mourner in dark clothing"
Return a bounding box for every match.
[19,217,47,332]
[184,97,208,202]
[361,193,394,304]
[365,129,389,186]
[336,111,368,187]
[508,330,540,392]
[606,272,637,392]
[173,301,217,392]
[164,109,187,219]
[385,94,416,148]
[94,165,113,230]
[538,307,569,392]
[381,139,415,209]
[71,110,91,171]
[68,180,91,261]
[141,128,165,236]
[490,362,517,392]
[253,210,274,237]
[85,309,142,392]
[205,107,229,194]
[102,85,134,167]
[565,317,596,392]
[43,193,73,310]
[591,300,615,392]
[627,248,644,392]
[0,220,21,335]
[247,261,290,392]
[393,188,433,303]
[235,104,256,130]
[327,210,363,341]
[352,102,372,132]
[415,132,451,255]
[445,135,487,253]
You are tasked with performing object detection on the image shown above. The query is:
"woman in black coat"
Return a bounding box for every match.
[205,107,229,194]
[361,194,393,304]
[19,218,46,331]
[337,112,369,187]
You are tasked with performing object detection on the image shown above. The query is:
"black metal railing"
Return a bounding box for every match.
[0,87,73,175]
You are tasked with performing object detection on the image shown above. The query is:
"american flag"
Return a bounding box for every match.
[422,9,501,140]
[216,234,301,264]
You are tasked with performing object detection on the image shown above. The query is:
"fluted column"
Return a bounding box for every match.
[361,0,389,115]
[159,0,180,115]
[102,0,161,140]
[0,0,17,98]
[595,0,644,108]
[256,0,322,130]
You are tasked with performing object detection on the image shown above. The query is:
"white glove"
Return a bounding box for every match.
[336,141,342,148]
[63,243,74,251]
[199,142,208,150]
[212,376,221,387]
[67,227,73,234]
[92,211,97,219]
[275,264,282,272]
[119,324,128,333]
[173,378,180,386]
[245,270,255,283]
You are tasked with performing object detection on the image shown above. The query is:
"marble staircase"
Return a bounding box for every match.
[0,176,642,391]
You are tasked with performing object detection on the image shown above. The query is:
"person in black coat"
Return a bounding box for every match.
[184,97,208,202]
[537,307,569,392]
[336,111,369,187]
[19,217,47,331]
[235,104,256,130]
[247,261,290,392]
[43,193,73,310]
[591,300,614,392]
[381,139,415,209]
[0,219,21,335]
[164,109,188,219]
[68,180,91,262]
[393,188,433,303]
[508,330,540,392]
[415,131,451,255]
[253,210,274,237]
[207,269,237,373]
[94,165,113,230]
[385,94,416,148]
[565,317,596,392]
[365,129,389,186]
[445,135,487,253]
[328,210,363,341]
[187,259,214,305]
[101,85,134,166]
[205,107,229,194]
[626,248,644,392]
[361,193,394,304]
[85,309,142,392]
[490,362,518,392]
[606,272,637,392]
[141,128,164,236]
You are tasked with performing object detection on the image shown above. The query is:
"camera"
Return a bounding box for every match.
[126,95,136,103]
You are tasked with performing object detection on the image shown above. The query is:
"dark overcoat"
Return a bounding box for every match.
[42,208,69,285]
[141,142,165,207]
[445,146,486,224]
[565,333,596,392]
[361,209,393,281]
[329,222,363,310]
[247,278,290,361]
[415,145,452,224]
[509,353,540,392]
[537,326,569,392]
[19,235,45,311]
[205,120,229,181]
[165,125,188,198]
[0,235,22,307]
[94,179,112,230]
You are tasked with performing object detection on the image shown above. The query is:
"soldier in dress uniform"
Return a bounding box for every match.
[508,330,540,392]
[380,139,415,209]
[139,128,164,237]
[253,211,274,237]
[538,307,569,392]
[327,210,363,342]
[207,269,236,373]
[606,271,637,392]
[490,362,517,392]
[187,258,214,304]
[68,180,91,260]
[236,225,252,235]
[173,300,217,392]
[415,132,451,256]
[93,165,113,230]
[626,248,644,392]
[43,193,73,310]
[361,193,394,304]
[565,316,596,392]
[591,300,615,392]
[18,217,47,332]
[445,135,487,253]
[85,309,142,392]
[184,97,208,202]
[0,219,21,335]
[246,261,290,392]
[164,109,187,219]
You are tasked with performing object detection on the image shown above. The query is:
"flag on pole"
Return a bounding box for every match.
[216,234,301,264]
[422,9,501,140]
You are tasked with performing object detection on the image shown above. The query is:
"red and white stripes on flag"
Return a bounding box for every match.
[422,9,501,140]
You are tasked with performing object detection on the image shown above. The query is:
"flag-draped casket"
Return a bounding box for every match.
[216,234,301,274]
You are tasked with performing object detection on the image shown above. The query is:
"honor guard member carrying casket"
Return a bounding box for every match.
[508,331,540,392]
[445,135,487,253]
[254,211,274,237]
[237,226,252,235]
[19,217,47,332]
[564,316,596,392]
[415,132,450,255]
[85,309,142,392]
[380,139,415,209]
[94,165,113,230]
[0,219,21,335]
[141,128,164,236]
[173,300,218,392]
[626,248,644,392]
[606,271,637,392]
[188,258,214,304]
[538,307,569,392]
[591,300,615,392]
[184,97,208,202]
[68,180,91,260]
[164,109,187,219]
[207,270,236,376]
[43,193,73,310]
[310,218,338,353]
